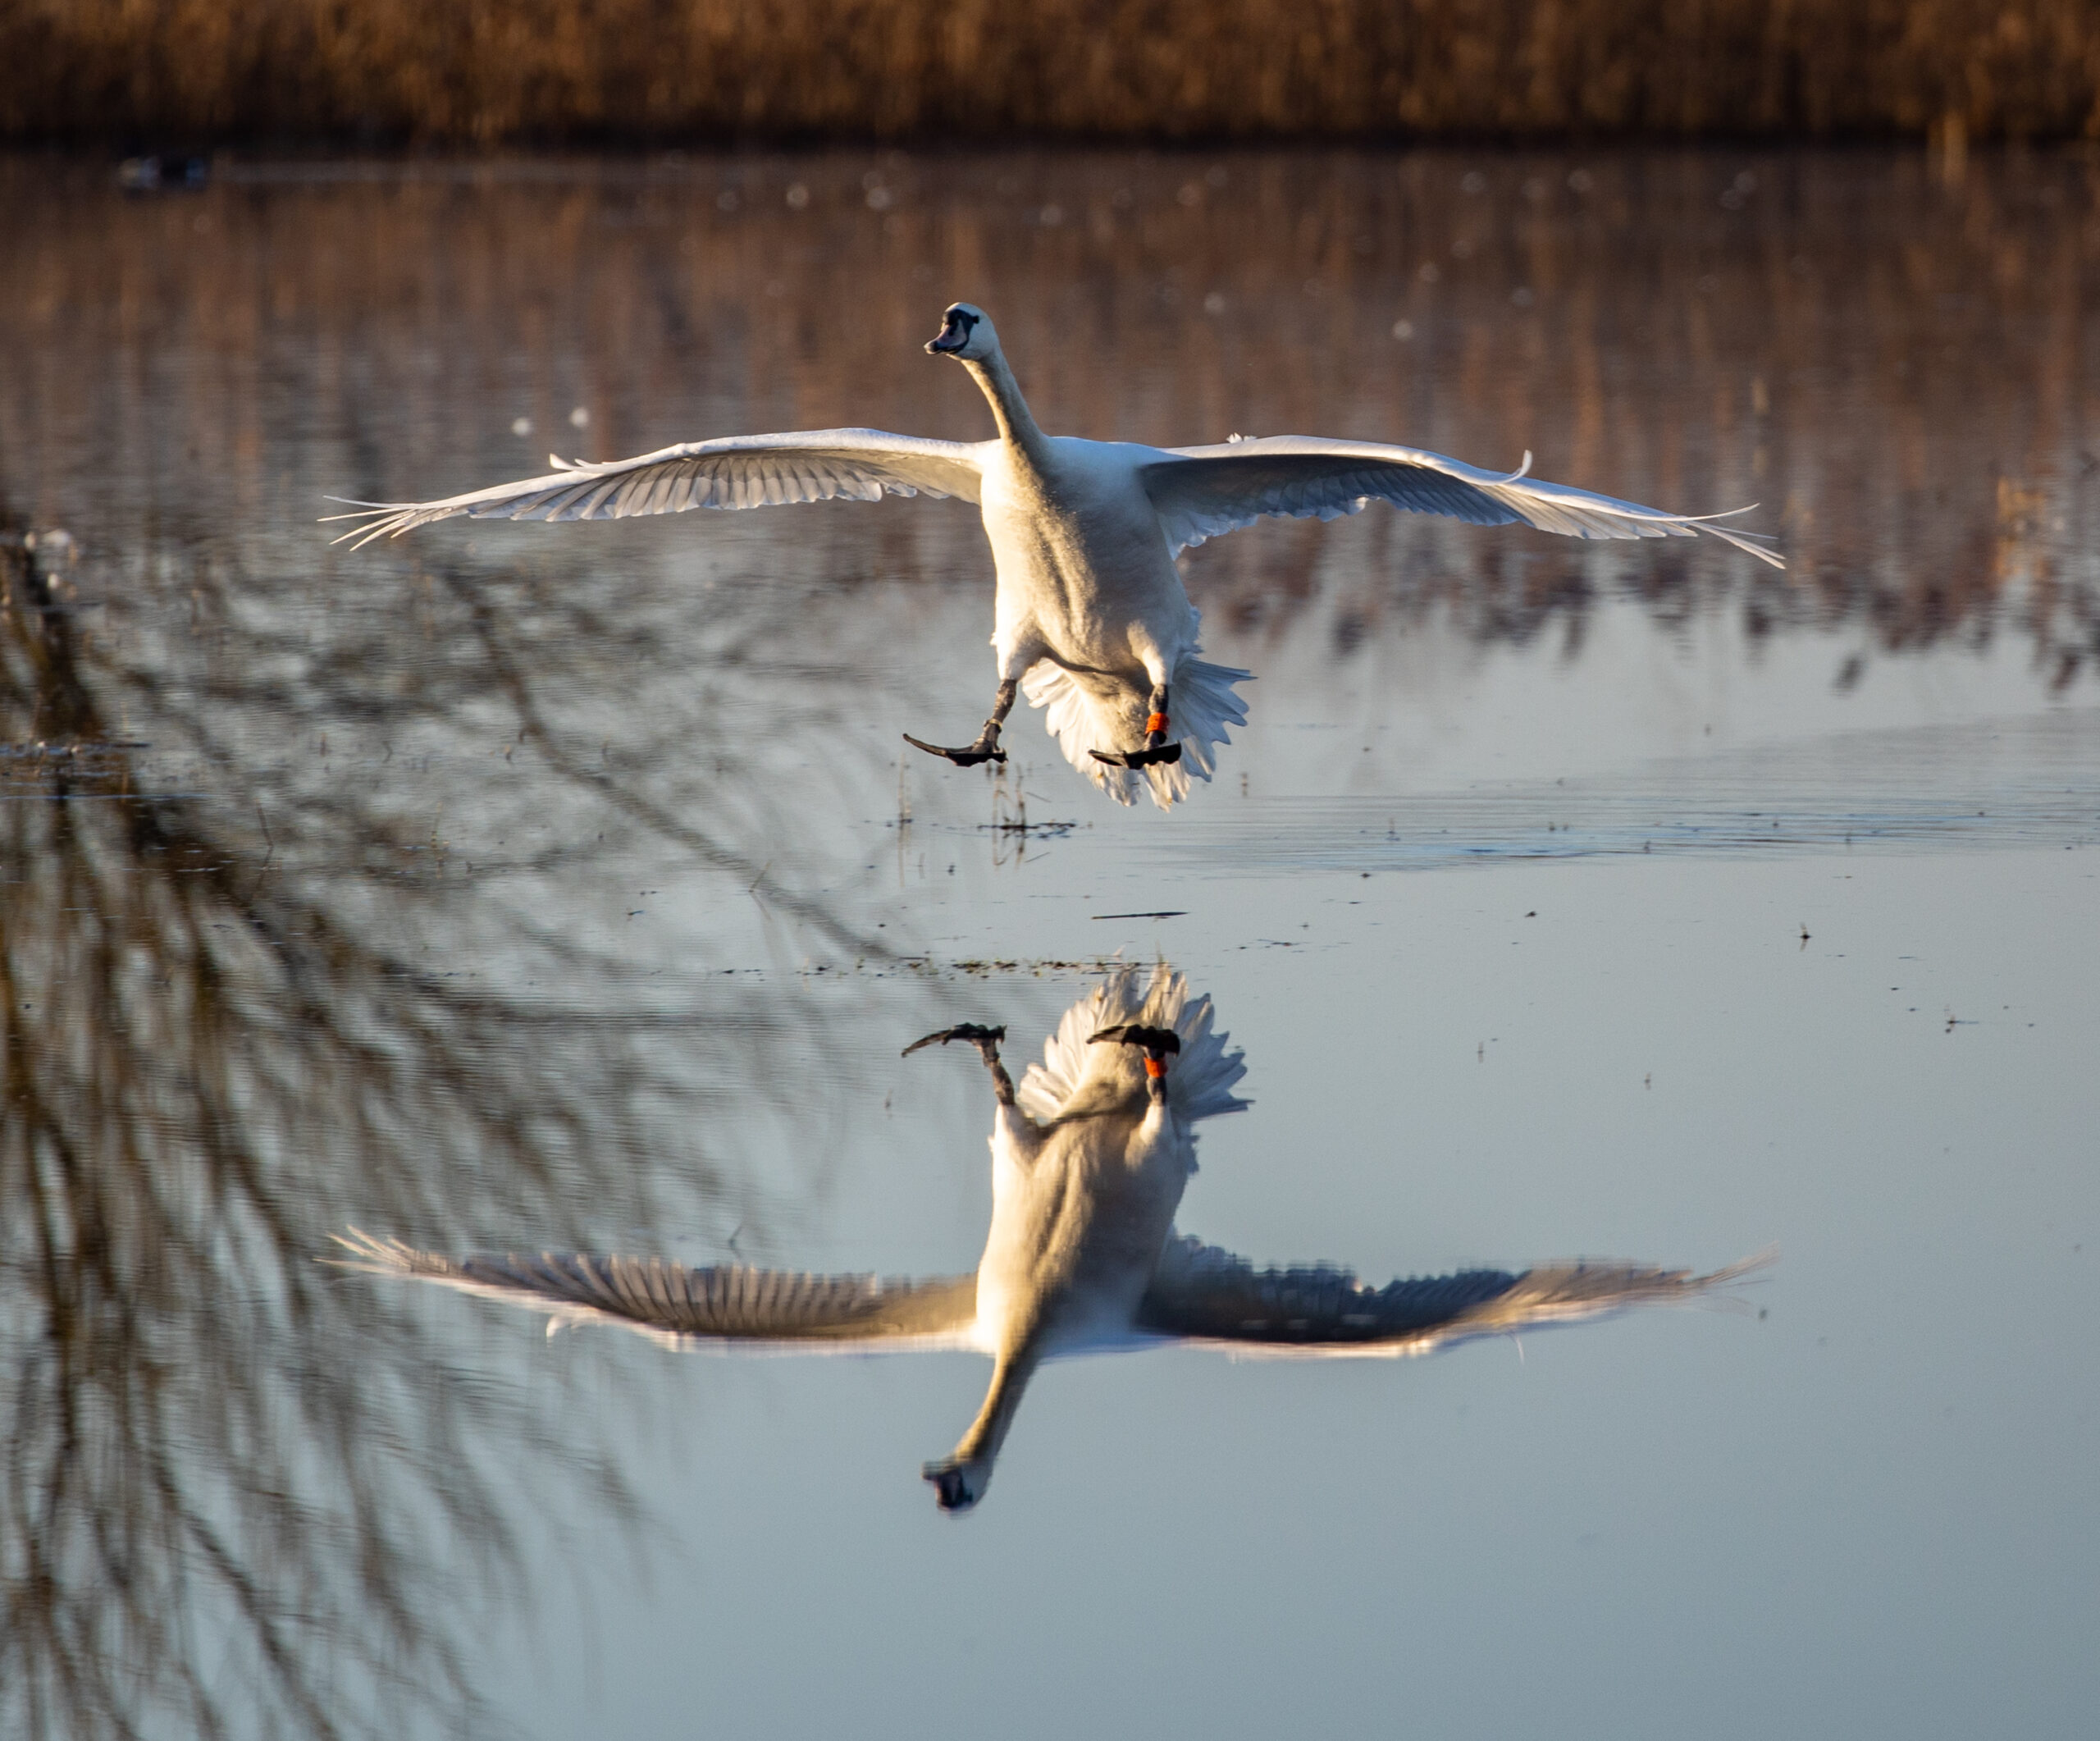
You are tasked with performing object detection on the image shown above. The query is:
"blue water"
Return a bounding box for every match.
[1,147,2094,1741]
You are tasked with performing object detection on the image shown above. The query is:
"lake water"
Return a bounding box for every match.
[2,148,2095,1740]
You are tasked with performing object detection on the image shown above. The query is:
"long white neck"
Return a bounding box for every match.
[962,350,1049,465]
[950,1341,1041,1469]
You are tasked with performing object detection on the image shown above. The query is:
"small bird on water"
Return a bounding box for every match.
[328,304,1781,808]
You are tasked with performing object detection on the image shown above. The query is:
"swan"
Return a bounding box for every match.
[335,968,1766,1512]
[326,304,1783,809]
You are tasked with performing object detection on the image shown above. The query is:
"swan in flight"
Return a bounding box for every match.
[326,304,1782,809]
[336,968,1765,1512]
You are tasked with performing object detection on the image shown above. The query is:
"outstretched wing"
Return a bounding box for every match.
[332,1230,980,1352]
[324,428,987,549]
[1136,1235,1768,1357]
[1137,436,1783,568]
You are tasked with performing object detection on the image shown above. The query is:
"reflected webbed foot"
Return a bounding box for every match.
[922,1455,990,1513]
[902,1022,1007,1058]
[1089,1023,1180,1101]
[1087,1024,1181,1054]
[903,731,1007,768]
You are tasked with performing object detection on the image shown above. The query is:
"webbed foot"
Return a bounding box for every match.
[1090,695,1179,770]
[1088,1024,1181,1054]
[1089,1022,1179,1100]
[922,1456,989,1513]
[902,1022,1007,1058]
[903,730,1007,767]
[1089,741,1183,770]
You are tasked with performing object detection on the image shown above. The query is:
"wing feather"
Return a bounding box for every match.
[331,1229,980,1351]
[324,428,986,548]
[1137,1236,1768,1357]
[1138,436,1783,569]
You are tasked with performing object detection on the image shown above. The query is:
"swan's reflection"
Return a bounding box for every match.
[346,968,1756,1513]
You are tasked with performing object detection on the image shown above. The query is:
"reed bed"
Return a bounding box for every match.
[5,0,2098,147]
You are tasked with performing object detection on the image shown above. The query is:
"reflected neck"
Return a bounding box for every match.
[963,352,1048,464]
[952,1345,1040,1469]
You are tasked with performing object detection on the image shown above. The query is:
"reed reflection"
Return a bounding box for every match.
[3,150,2093,692]
[349,967,1758,1514]
[0,504,898,1740]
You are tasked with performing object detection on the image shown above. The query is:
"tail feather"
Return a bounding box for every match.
[1017,966,1249,1123]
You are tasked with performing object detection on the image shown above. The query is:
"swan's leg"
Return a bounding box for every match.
[902,1021,1016,1106]
[1087,1022,1180,1104]
[903,679,1017,769]
[1088,681,1181,770]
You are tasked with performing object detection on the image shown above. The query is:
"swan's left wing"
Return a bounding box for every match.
[1135,1236,1767,1358]
[1136,436,1783,568]
[331,1231,980,1353]
[324,428,985,549]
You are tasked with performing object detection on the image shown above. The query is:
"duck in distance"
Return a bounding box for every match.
[329,304,1782,808]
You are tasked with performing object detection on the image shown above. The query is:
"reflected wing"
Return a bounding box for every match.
[324,428,985,548]
[1137,436,1783,568]
[1137,1236,1768,1358]
[332,1231,979,1352]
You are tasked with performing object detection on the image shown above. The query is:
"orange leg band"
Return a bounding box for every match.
[1144,712,1169,735]
[1144,1057,1166,1078]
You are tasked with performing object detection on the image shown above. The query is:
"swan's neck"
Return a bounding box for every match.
[951,1344,1041,1469]
[963,352,1049,464]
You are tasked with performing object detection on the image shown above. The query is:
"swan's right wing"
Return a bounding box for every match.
[324,428,986,548]
[1136,1236,1767,1357]
[331,1231,979,1352]
[1136,436,1783,568]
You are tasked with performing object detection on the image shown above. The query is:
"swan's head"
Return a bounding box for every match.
[922,1453,993,1513]
[925,302,998,362]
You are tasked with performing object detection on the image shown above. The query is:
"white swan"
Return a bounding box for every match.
[326,304,1783,810]
[336,968,1765,1512]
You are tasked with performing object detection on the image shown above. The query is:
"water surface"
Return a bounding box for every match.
[1,148,2095,1741]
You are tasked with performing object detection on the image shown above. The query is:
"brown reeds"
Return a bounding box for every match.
[3,0,2099,148]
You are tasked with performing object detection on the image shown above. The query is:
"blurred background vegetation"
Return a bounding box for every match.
[3,0,2097,149]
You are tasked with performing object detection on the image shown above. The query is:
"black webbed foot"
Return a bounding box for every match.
[903,732,1007,767]
[922,1458,987,1513]
[902,1022,1007,1058]
[1089,741,1182,770]
[1088,1024,1181,1054]
[1090,1023,1178,1102]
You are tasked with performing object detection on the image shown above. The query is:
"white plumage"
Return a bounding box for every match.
[327,303,1782,809]
[335,969,1767,1513]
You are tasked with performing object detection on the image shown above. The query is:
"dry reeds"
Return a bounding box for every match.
[3,0,2098,147]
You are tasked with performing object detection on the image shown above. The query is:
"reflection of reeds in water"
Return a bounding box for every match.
[0,494,906,1738]
[2,151,2093,691]
[2,1,2098,144]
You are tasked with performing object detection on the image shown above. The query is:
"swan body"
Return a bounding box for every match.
[336,969,1766,1512]
[327,303,1783,809]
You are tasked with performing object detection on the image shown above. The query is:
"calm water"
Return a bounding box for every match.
[2,149,2096,1740]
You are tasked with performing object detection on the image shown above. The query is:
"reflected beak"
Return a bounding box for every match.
[926,316,968,355]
